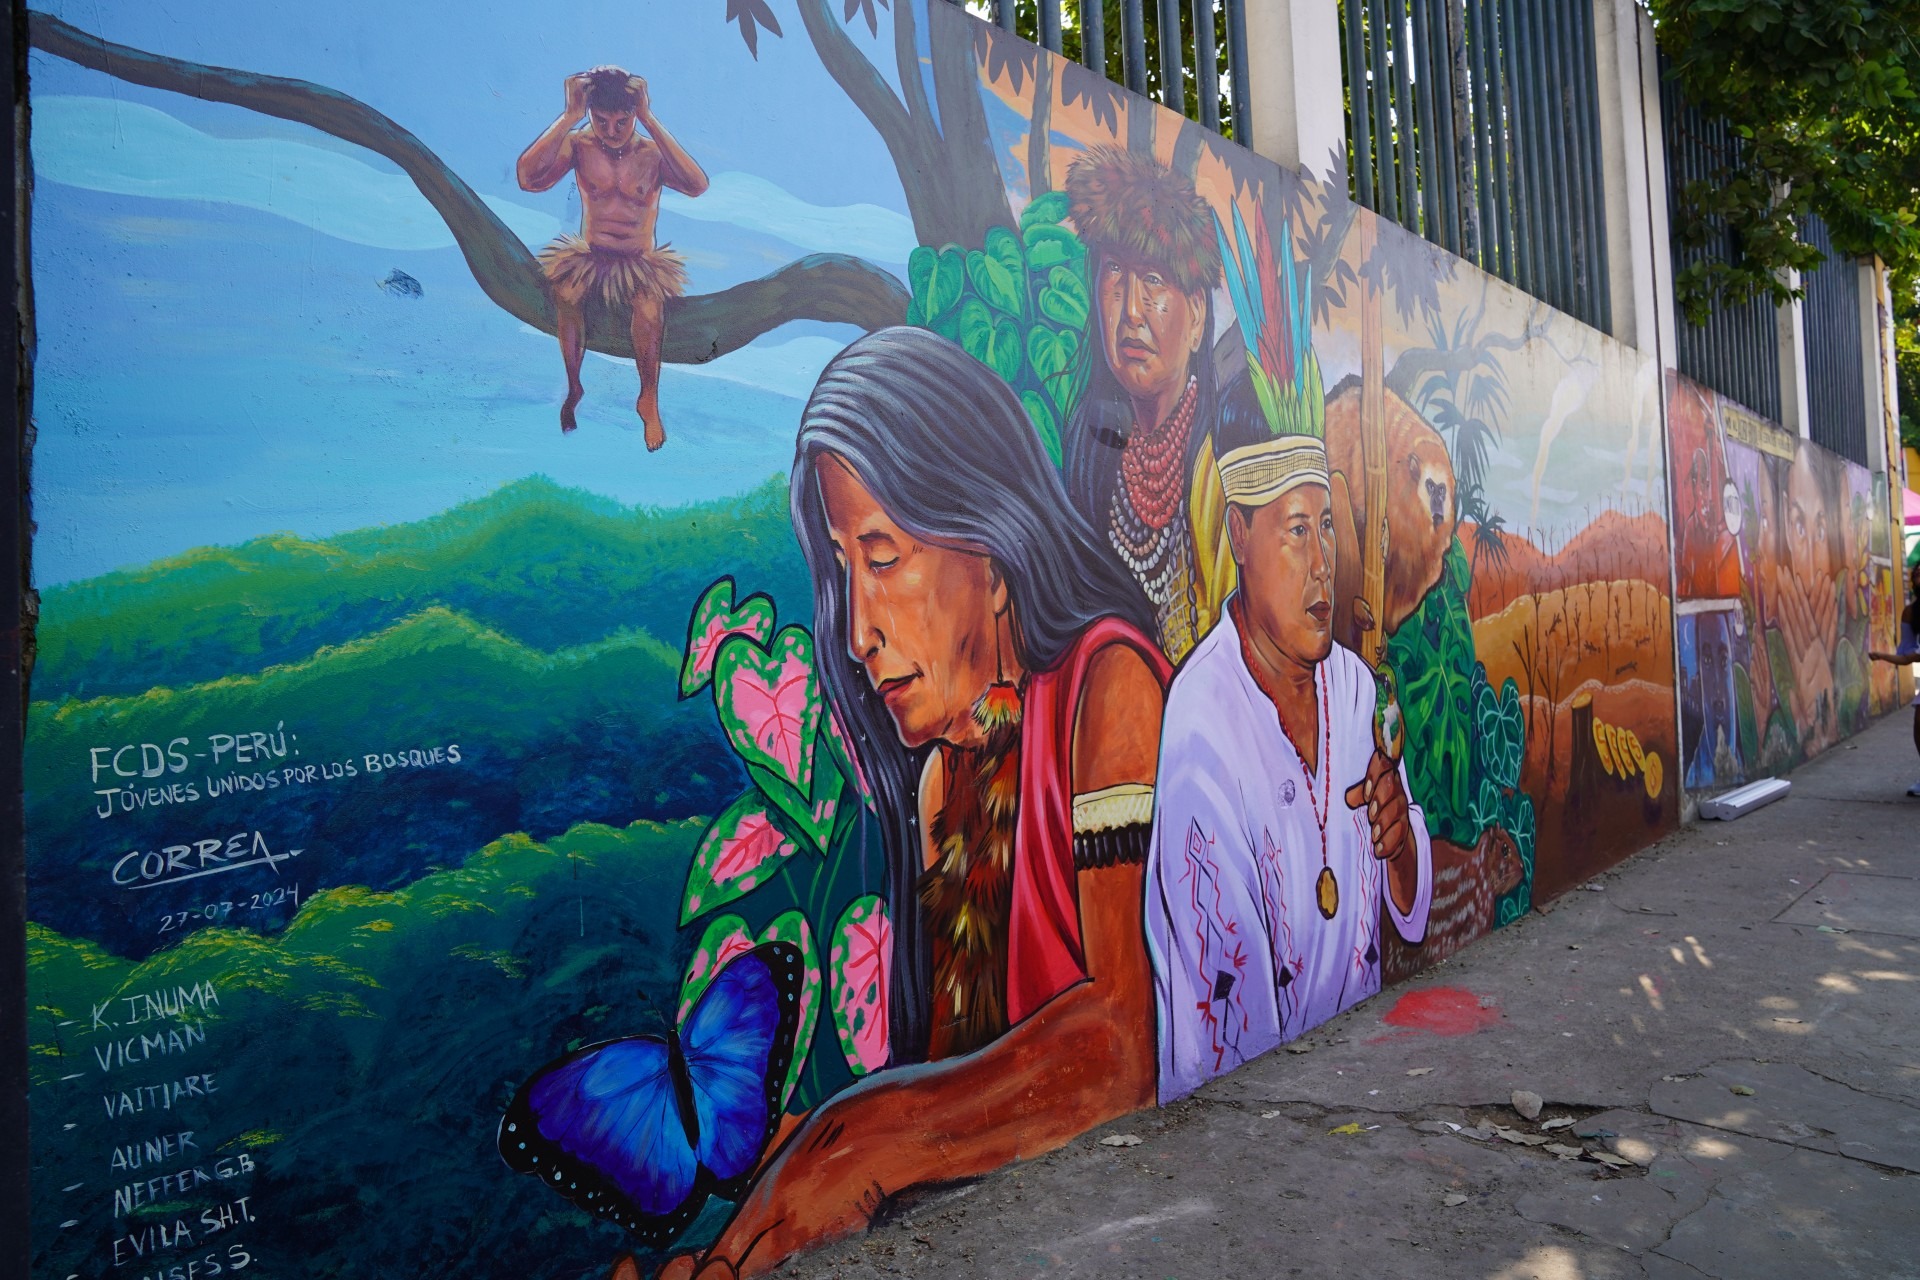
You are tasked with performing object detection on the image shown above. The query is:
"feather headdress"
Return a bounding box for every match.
[1214,203,1328,507]
[1215,202,1323,441]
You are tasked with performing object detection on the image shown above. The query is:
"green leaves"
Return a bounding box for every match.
[1386,539,1482,846]
[828,895,891,1075]
[906,245,965,328]
[680,791,800,925]
[679,578,881,1111]
[959,297,1025,384]
[1474,676,1526,794]
[966,227,1028,320]
[712,626,823,795]
[1654,0,1920,327]
[1027,324,1081,403]
[903,197,1095,469]
[680,577,776,698]
[1036,265,1089,330]
[1385,537,1536,924]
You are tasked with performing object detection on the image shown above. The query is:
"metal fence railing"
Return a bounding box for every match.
[959,1,1253,146]
[1659,70,1784,423]
[1335,0,1612,334]
[1800,216,1869,467]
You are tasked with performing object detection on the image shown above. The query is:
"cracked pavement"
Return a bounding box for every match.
[785,712,1920,1279]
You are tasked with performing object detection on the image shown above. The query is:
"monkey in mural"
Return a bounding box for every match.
[517,65,709,449]
[1320,377,1458,652]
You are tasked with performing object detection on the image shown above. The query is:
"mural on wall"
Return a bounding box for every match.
[22,3,1688,1279]
[1668,372,1903,792]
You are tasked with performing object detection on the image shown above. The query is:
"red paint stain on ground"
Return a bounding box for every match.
[1380,986,1502,1036]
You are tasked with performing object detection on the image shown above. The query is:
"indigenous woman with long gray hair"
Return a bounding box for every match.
[655,327,1171,1278]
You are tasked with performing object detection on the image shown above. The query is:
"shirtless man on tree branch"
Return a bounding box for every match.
[518,65,708,449]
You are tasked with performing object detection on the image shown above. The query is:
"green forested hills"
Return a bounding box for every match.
[28,607,748,947]
[34,474,810,702]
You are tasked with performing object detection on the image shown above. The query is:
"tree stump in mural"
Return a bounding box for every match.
[1568,691,1664,829]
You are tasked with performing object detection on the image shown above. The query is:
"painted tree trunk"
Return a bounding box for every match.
[1358,213,1390,669]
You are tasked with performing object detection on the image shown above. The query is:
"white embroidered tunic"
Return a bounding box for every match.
[1146,608,1433,1102]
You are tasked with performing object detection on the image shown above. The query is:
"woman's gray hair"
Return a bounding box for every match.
[790,326,1152,1063]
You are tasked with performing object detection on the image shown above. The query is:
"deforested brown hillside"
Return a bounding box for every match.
[1464,510,1672,620]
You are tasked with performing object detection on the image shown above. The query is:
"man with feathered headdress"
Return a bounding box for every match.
[1063,146,1230,665]
[518,65,708,450]
[1144,208,1431,1101]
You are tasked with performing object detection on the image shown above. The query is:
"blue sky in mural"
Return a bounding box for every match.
[27,0,924,584]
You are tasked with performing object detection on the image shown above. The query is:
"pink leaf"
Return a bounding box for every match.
[712,812,789,884]
[729,652,812,780]
[832,901,892,1074]
[693,613,761,680]
[712,933,755,974]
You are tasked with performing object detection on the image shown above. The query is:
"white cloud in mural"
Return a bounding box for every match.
[34,96,916,264]
[660,172,914,264]
[33,95,563,250]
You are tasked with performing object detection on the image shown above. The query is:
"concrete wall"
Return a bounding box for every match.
[7,2,1893,1278]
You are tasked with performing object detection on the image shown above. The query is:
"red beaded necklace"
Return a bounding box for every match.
[1235,603,1340,919]
[1118,377,1199,531]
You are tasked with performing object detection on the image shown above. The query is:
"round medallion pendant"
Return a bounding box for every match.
[1315,866,1339,920]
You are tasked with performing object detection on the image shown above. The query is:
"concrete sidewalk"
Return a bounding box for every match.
[796,712,1920,1280]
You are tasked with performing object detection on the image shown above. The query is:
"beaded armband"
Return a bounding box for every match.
[1071,783,1154,870]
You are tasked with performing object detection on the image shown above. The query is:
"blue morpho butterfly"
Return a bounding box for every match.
[498,942,804,1245]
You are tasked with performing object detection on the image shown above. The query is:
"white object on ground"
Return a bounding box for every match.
[1699,777,1791,820]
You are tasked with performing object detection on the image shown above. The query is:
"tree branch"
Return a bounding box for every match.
[924,1,1015,243]
[27,12,908,363]
[794,0,917,172]
[657,254,908,364]
[1385,309,1550,402]
[1027,53,1054,198]
[892,0,935,134]
[28,10,542,320]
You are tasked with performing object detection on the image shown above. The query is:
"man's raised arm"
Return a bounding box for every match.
[517,73,588,193]
[632,75,709,197]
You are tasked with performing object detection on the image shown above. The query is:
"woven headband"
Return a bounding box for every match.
[1217,436,1330,507]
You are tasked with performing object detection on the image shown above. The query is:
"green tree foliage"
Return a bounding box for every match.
[26,609,746,946]
[1653,0,1920,355]
[36,475,808,702]
[26,478,814,949]
[1385,538,1537,917]
[1898,317,1920,450]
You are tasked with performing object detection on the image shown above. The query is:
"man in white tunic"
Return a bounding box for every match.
[1146,433,1432,1103]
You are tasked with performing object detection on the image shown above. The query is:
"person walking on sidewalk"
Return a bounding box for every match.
[1869,559,1920,797]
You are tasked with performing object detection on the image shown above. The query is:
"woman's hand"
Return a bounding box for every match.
[652,1086,907,1280]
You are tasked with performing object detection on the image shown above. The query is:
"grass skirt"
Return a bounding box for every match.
[537,236,688,310]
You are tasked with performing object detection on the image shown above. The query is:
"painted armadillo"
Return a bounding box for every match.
[1380,826,1526,985]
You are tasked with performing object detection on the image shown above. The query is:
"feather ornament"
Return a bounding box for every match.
[1215,204,1325,442]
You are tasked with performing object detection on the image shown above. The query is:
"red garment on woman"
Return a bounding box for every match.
[1006,616,1173,1026]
